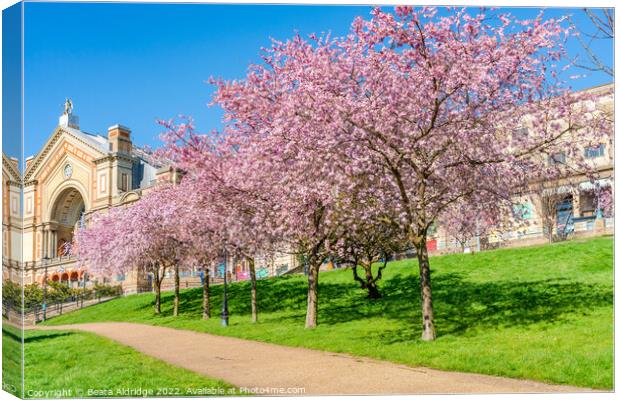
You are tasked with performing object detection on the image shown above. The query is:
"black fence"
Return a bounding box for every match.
[2,288,121,324]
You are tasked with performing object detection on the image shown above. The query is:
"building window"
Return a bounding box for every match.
[99,174,107,194]
[579,191,597,216]
[11,197,18,214]
[121,173,129,191]
[548,152,566,165]
[513,203,532,220]
[584,143,605,159]
[555,197,574,230]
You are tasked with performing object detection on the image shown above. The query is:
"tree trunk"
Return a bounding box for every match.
[154,278,162,315]
[416,238,436,341]
[364,263,382,299]
[173,262,180,317]
[202,267,210,320]
[543,217,554,243]
[248,257,258,323]
[305,262,320,329]
[153,264,164,315]
[365,277,381,299]
[352,263,382,299]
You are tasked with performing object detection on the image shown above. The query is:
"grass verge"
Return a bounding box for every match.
[12,327,235,398]
[3,322,23,397]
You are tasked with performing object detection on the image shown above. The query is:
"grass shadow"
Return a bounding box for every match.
[24,331,76,343]
[169,267,612,340]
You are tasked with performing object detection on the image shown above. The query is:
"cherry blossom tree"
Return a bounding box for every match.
[159,119,280,323]
[598,186,614,217]
[175,182,224,320]
[75,183,194,315]
[208,7,609,339]
[330,186,407,299]
[160,112,345,328]
[333,220,405,299]
[73,204,169,312]
[570,8,614,77]
[227,133,343,328]
[439,197,503,252]
[73,207,130,281]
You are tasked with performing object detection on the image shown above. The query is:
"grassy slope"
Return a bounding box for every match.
[46,236,614,389]
[20,328,234,398]
[2,323,23,398]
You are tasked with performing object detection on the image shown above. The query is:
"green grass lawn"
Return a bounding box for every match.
[3,322,23,398]
[16,328,235,398]
[45,236,614,389]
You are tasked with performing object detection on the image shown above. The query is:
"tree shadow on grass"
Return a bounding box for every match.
[166,275,310,319]
[23,331,76,343]
[161,270,611,341]
[2,326,23,343]
[433,274,612,335]
[364,272,612,342]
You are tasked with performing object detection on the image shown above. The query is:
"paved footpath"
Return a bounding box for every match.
[37,322,591,395]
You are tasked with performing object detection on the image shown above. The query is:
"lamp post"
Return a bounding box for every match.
[221,249,229,327]
[81,272,88,308]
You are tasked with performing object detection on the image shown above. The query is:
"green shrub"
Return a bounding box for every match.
[93,283,123,297]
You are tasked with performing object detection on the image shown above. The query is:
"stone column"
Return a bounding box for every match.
[46,229,51,258]
[51,230,57,258]
[42,229,48,259]
[47,228,53,258]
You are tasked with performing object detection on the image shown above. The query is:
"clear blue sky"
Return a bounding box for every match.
[2,2,21,161]
[15,4,614,160]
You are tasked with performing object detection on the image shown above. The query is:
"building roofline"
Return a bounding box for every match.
[108,124,131,132]
[576,82,613,94]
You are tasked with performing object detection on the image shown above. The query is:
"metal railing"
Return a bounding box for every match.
[2,289,121,324]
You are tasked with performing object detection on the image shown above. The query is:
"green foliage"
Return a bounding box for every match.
[2,281,122,311]
[71,288,94,299]
[46,237,613,389]
[46,281,72,303]
[93,283,123,297]
[2,280,20,306]
[24,284,42,309]
[2,282,45,309]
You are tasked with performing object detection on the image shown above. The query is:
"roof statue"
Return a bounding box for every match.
[63,98,73,115]
[58,98,79,129]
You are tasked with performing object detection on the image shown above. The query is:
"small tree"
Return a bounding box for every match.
[75,184,189,315]
[439,198,503,252]
[531,180,574,242]
[336,222,404,299]
[330,190,407,299]
[23,283,43,310]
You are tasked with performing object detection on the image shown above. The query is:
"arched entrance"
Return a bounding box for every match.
[44,186,86,258]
